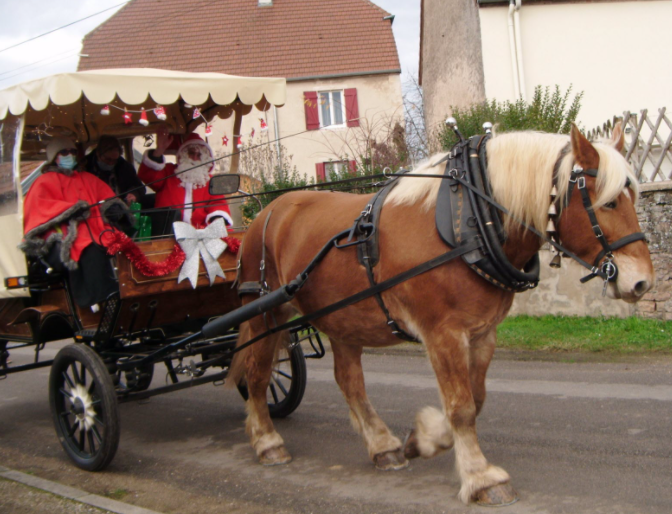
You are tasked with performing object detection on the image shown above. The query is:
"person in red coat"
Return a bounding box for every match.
[20,137,134,307]
[138,132,233,229]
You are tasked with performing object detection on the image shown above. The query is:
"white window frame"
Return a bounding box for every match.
[317,90,346,129]
[324,160,349,181]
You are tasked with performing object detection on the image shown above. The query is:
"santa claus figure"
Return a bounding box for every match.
[138,132,233,228]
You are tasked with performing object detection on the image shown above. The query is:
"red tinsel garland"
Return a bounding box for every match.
[102,232,241,277]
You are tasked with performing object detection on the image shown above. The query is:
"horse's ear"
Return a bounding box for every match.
[570,123,599,167]
[612,121,625,153]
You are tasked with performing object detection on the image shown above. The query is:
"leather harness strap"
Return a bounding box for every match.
[355,172,417,342]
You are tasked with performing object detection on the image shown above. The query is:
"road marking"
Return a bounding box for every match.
[308,369,672,402]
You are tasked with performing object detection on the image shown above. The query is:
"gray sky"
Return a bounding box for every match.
[0,0,420,88]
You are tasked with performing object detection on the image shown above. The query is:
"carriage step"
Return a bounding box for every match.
[75,329,98,342]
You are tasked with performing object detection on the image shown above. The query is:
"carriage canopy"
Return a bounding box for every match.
[0,68,287,298]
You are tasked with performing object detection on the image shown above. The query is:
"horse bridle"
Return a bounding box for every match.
[559,164,647,291]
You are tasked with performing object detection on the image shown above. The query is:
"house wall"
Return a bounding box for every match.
[479,0,672,128]
[420,0,486,140]
[196,73,404,182]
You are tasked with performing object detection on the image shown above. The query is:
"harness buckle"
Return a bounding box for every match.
[362,203,373,218]
[592,224,604,239]
[577,176,586,189]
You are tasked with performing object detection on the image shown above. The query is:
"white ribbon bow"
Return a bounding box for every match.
[173,218,228,288]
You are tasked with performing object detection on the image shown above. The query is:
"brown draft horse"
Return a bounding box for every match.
[227,125,654,505]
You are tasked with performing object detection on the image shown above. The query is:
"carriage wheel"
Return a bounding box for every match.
[123,362,155,392]
[49,344,120,471]
[238,343,307,419]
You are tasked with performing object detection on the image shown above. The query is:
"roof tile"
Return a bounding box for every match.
[79,0,400,79]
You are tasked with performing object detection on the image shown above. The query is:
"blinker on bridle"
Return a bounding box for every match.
[553,164,646,295]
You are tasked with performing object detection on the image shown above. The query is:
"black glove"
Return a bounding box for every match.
[104,203,135,236]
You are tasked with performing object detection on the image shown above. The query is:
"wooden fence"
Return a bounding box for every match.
[587,108,672,184]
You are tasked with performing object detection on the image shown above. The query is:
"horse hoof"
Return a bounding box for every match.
[259,446,292,466]
[474,483,519,507]
[373,449,409,471]
[403,430,421,460]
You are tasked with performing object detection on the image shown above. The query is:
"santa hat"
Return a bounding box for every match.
[46,137,77,164]
[178,133,212,156]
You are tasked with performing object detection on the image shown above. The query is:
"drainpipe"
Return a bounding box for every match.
[507,1,520,100]
[513,0,526,101]
[273,105,281,163]
[507,0,526,101]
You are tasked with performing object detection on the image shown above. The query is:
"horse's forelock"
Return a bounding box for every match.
[592,141,639,207]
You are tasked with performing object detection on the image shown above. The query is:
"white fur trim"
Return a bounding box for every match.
[206,210,233,227]
[183,184,193,224]
[142,150,166,171]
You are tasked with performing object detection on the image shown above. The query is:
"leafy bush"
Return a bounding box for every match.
[240,166,314,223]
[437,85,583,151]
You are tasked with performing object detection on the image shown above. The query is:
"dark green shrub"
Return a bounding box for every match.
[437,85,583,151]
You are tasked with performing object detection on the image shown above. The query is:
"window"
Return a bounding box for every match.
[315,160,357,182]
[318,91,345,128]
[304,89,360,130]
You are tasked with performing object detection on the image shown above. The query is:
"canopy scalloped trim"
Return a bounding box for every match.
[0,68,286,120]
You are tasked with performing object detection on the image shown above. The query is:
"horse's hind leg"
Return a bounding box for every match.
[331,341,408,470]
[241,315,293,466]
[420,327,513,505]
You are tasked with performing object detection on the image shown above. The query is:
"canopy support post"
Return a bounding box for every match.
[230,103,244,174]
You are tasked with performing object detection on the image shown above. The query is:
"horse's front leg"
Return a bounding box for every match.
[331,341,408,470]
[419,326,515,505]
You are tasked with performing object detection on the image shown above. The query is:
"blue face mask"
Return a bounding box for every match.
[97,159,116,172]
[57,155,77,170]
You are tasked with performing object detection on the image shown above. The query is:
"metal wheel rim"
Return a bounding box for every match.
[54,359,106,460]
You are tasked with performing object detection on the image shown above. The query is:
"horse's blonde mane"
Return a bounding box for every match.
[385,131,638,234]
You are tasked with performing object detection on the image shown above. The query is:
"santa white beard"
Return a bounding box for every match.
[176,158,212,189]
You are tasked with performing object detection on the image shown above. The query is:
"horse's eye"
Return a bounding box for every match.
[604,201,617,210]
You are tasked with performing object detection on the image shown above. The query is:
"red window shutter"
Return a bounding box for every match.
[349,160,357,174]
[304,91,319,130]
[344,88,360,127]
[315,162,326,182]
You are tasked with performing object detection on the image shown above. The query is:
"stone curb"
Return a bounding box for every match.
[0,466,163,514]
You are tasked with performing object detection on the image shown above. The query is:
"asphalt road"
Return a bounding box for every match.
[1,341,672,514]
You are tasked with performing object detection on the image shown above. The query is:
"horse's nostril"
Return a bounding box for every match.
[634,281,650,296]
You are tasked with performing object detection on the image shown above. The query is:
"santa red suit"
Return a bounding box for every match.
[138,133,233,228]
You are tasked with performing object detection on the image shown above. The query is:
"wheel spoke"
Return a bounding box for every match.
[87,430,96,454]
[59,387,74,399]
[91,425,103,445]
[78,429,85,452]
[92,415,105,427]
[62,370,75,389]
[269,383,279,404]
[70,362,81,385]
[276,357,291,364]
[271,374,289,396]
[273,369,292,380]
[80,363,87,387]
[67,421,78,438]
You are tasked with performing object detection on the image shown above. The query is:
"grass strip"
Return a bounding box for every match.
[497,315,672,353]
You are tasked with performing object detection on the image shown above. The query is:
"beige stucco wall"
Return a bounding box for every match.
[479,0,672,128]
[200,73,404,182]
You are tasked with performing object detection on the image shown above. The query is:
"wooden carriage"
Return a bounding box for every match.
[0,69,320,472]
